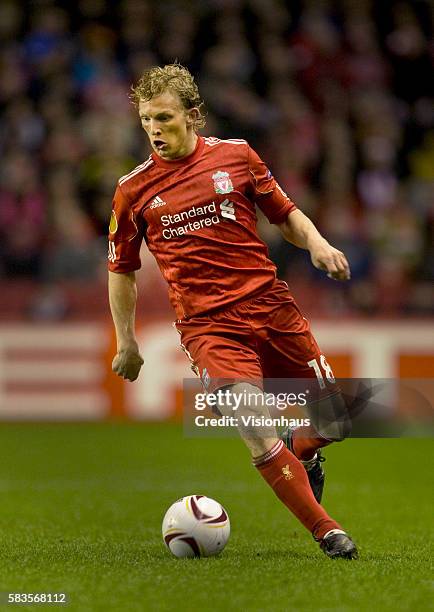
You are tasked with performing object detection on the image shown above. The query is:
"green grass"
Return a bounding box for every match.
[0,424,432,611]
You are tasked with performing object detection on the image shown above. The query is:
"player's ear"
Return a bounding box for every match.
[186,107,200,126]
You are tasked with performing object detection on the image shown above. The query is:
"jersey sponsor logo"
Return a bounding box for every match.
[108,240,117,262]
[150,195,167,209]
[109,210,118,234]
[220,199,236,221]
[159,199,237,241]
[161,203,218,226]
[212,171,234,194]
[161,202,220,240]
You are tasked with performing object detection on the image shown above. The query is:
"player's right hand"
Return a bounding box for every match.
[112,348,144,382]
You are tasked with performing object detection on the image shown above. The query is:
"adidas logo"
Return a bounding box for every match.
[220,198,236,221]
[150,195,166,209]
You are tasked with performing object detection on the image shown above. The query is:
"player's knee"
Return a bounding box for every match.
[218,382,277,445]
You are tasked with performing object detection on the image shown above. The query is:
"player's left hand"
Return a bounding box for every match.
[310,241,351,281]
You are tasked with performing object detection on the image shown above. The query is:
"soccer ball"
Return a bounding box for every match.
[162,495,230,558]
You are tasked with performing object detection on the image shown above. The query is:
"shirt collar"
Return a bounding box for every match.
[151,135,205,169]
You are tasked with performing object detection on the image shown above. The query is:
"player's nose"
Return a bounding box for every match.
[150,121,161,135]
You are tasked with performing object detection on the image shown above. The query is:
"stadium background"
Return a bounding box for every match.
[0,0,433,420]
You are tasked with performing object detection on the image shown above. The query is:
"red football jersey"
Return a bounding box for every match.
[108,136,296,319]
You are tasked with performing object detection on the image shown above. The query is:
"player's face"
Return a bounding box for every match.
[139,90,198,160]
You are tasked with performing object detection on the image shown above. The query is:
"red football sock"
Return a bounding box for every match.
[254,440,341,540]
[291,425,333,461]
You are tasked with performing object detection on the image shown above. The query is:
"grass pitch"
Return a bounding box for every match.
[0,423,432,611]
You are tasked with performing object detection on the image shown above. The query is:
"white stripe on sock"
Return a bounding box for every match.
[253,440,284,467]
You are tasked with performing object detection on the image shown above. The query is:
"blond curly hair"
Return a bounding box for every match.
[130,63,206,130]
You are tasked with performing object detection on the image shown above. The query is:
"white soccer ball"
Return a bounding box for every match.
[162,495,230,558]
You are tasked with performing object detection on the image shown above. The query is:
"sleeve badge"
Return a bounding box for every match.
[109,210,118,234]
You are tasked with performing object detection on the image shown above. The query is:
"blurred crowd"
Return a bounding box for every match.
[0,0,433,317]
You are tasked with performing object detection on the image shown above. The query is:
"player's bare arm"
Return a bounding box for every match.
[278,209,351,281]
[108,270,144,381]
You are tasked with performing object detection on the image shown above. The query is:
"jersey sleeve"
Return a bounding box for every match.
[108,183,144,273]
[248,146,297,224]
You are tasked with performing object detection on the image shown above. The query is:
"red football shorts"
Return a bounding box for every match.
[175,279,327,393]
